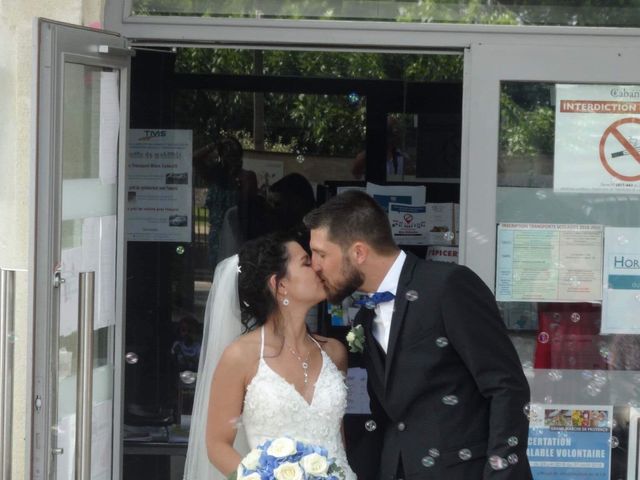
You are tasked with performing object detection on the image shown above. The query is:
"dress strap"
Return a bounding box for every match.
[307,334,322,351]
[260,326,265,359]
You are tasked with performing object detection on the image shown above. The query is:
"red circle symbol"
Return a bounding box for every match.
[403,214,413,224]
[599,117,640,182]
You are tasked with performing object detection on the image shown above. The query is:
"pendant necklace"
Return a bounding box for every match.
[286,336,312,384]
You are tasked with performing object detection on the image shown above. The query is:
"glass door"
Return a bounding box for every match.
[32,20,131,480]
[463,41,640,479]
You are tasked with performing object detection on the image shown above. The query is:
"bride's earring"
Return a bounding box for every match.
[282,291,289,306]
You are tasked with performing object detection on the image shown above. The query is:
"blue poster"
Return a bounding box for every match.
[528,404,612,480]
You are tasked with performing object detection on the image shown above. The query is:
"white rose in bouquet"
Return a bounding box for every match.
[300,452,329,476]
[273,462,304,480]
[239,473,261,480]
[241,448,262,470]
[267,437,297,458]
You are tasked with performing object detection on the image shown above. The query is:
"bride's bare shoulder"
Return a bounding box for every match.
[221,329,262,366]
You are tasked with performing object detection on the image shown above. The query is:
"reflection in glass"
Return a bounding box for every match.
[131,0,640,27]
[498,81,640,480]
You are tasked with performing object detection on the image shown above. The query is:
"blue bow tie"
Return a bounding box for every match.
[354,291,395,309]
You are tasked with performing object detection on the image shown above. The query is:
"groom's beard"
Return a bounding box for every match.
[324,258,364,304]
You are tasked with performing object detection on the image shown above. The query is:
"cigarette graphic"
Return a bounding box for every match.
[611,137,639,158]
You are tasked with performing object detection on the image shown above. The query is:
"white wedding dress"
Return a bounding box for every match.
[183,255,356,480]
[242,327,356,479]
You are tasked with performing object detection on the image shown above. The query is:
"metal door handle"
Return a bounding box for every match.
[1,268,16,480]
[75,272,95,480]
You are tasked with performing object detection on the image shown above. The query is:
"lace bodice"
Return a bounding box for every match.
[242,328,356,479]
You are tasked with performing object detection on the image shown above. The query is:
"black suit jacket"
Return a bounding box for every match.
[353,253,532,480]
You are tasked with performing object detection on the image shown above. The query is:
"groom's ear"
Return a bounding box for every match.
[351,241,369,265]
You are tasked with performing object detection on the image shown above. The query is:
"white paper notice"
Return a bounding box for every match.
[365,182,426,211]
[496,223,603,302]
[99,71,120,185]
[83,216,117,330]
[127,129,192,242]
[346,368,371,414]
[425,203,458,245]
[60,247,83,337]
[56,414,76,480]
[91,400,113,479]
[554,84,640,194]
[602,227,640,334]
[389,203,427,245]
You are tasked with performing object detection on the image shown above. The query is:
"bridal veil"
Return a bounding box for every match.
[183,254,249,479]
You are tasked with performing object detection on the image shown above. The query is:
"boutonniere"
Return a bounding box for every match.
[346,324,365,353]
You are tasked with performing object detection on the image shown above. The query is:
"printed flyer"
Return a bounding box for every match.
[126,129,192,242]
[388,203,428,245]
[601,227,640,334]
[365,182,426,211]
[496,223,603,302]
[527,403,613,480]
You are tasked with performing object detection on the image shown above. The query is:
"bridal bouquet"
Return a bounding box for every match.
[230,437,345,480]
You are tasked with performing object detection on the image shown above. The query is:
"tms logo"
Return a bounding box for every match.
[140,130,167,140]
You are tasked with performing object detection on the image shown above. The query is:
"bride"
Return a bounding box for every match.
[183,229,356,479]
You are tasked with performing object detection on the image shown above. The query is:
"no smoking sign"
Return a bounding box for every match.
[599,117,640,182]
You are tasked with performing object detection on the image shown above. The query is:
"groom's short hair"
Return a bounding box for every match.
[304,190,397,254]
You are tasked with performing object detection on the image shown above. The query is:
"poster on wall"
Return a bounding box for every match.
[527,403,613,480]
[126,129,192,242]
[365,182,426,211]
[496,223,603,302]
[554,84,640,194]
[601,227,640,334]
[388,203,428,244]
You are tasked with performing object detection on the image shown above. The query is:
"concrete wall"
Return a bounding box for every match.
[0,1,104,478]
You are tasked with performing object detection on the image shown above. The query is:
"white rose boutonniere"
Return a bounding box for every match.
[346,324,365,353]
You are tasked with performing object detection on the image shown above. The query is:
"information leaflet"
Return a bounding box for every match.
[602,227,640,333]
[496,223,603,302]
[528,403,612,480]
[127,129,192,242]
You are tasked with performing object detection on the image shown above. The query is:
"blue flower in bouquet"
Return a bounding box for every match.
[232,437,345,480]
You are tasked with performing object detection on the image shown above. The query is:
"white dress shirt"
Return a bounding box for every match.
[370,250,406,353]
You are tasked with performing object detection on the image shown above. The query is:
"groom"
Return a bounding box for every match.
[304,190,532,480]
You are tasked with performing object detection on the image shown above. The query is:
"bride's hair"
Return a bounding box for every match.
[237,228,310,332]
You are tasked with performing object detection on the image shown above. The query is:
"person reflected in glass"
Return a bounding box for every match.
[183,229,356,479]
[351,116,407,179]
[193,136,258,269]
[268,172,316,231]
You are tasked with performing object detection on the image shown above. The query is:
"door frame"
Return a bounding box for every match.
[31,19,131,480]
[32,10,640,480]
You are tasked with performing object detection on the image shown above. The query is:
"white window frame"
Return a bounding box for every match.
[462,40,640,289]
